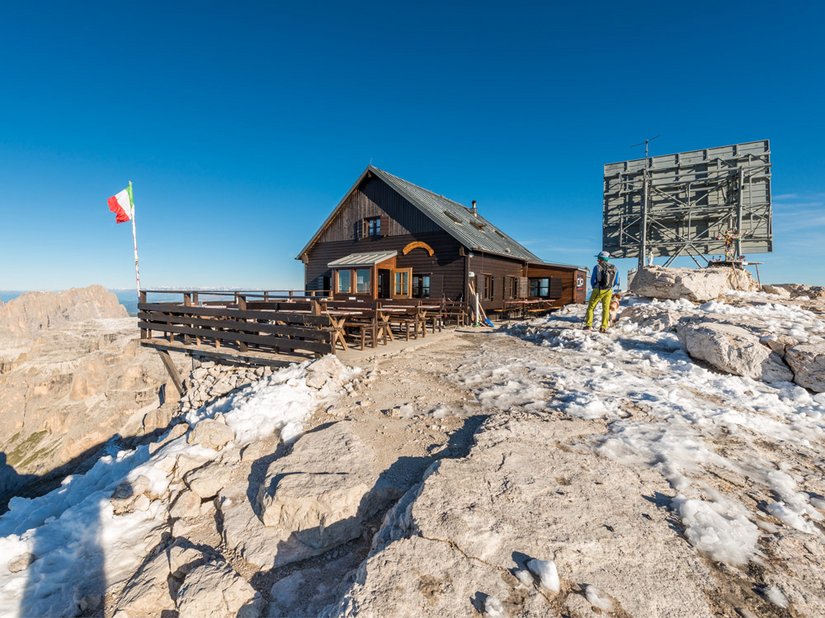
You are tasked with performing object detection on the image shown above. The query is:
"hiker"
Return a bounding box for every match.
[584,250,619,333]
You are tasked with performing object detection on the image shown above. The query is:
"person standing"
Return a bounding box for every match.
[584,251,619,332]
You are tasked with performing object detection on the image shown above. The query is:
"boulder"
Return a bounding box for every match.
[630,266,759,302]
[785,343,825,392]
[170,489,202,519]
[114,550,176,617]
[175,561,261,618]
[185,463,234,499]
[677,321,793,382]
[762,284,792,299]
[759,334,800,358]
[187,418,235,449]
[256,421,381,566]
[620,304,681,331]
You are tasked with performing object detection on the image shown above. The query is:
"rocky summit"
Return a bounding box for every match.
[0,275,824,618]
[0,287,185,503]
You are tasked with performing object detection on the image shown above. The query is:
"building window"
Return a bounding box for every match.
[528,277,564,298]
[506,276,518,299]
[394,271,409,296]
[482,274,494,301]
[412,274,430,298]
[337,270,352,293]
[529,277,550,298]
[366,217,381,237]
[355,268,371,294]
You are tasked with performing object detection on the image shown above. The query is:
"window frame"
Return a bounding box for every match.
[482,273,494,301]
[337,269,353,294]
[412,273,431,298]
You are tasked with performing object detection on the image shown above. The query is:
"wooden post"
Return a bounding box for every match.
[237,295,248,352]
[157,349,185,397]
[311,300,321,316]
[139,290,148,339]
[183,293,192,344]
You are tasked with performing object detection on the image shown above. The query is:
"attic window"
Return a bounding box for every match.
[470,220,486,231]
[444,210,462,224]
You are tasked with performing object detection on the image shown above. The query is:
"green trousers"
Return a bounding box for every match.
[585,289,613,330]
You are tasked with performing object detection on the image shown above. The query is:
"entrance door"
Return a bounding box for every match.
[377,269,391,299]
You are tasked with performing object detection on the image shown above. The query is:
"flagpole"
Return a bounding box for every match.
[127,180,141,301]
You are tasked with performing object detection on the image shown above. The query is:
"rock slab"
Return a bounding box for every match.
[630,266,759,302]
[677,321,793,382]
[786,343,825,392]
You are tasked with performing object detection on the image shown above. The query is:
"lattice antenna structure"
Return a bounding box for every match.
[603,140,772,269]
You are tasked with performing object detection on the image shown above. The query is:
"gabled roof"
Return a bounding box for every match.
[298,165,554,265]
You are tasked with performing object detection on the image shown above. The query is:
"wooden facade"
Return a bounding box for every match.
[298,168,586,312]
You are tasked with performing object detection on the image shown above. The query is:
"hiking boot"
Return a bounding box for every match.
[583,325,593,331]
[599,327,608,333]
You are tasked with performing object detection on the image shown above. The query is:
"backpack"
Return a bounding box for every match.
[598,263,617,290]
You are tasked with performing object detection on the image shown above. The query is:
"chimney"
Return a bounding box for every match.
[471,200,477,217]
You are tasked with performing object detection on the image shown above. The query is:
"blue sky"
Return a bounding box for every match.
[0,1,822,290]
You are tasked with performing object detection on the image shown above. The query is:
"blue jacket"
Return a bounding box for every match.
[591,262,619,290]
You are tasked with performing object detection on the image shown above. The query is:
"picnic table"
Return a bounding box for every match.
[325,309,363,351]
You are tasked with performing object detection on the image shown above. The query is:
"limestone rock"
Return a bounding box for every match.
[149,422,189,454]
[115,550,176,617]
[677,321,793,382]
[142,406,173,433]
[762,284,792,298]
[175,561,261,618]
[630,265,759,302]
[185,463,234,499]
[255,421,381,566]
[786,343,825,392]
[0,285,127,335]
[0,288,187,502]
[332,416,715,618]
[759,334,800,358]
[621,304,681,331]
[170,489,202,519]
[187,418,235,450]
[7,552,35,573]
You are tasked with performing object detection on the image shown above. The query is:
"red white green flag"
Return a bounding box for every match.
[107,185,134,224]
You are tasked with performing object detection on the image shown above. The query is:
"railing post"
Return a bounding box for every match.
[139,290,148,339]
[183,292,192,344]
[237,295,248,352]
[311,300,321,316]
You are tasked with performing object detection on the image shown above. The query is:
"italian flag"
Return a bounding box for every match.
[107,184,134,224]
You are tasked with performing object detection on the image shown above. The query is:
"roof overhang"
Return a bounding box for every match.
[327,250,397,269]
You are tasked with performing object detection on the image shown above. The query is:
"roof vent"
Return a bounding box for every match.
[471,200,477,217]
[444,210,462,224]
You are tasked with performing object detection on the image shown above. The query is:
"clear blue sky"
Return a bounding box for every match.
[0,1,822,290]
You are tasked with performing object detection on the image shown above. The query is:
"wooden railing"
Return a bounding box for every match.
[138,290,334,360]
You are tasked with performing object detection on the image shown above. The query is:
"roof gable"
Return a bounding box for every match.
[297,165,543,263]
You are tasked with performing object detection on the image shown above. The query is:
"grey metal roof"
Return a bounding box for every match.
[328,250,397,268]
[368,166,543,263]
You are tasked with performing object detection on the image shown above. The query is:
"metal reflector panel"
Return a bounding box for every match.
[603,140,772,262]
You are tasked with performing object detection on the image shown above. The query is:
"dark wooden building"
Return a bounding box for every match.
[297,166,587,312]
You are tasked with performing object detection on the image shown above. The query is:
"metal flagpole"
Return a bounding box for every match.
[127,180,141,301]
